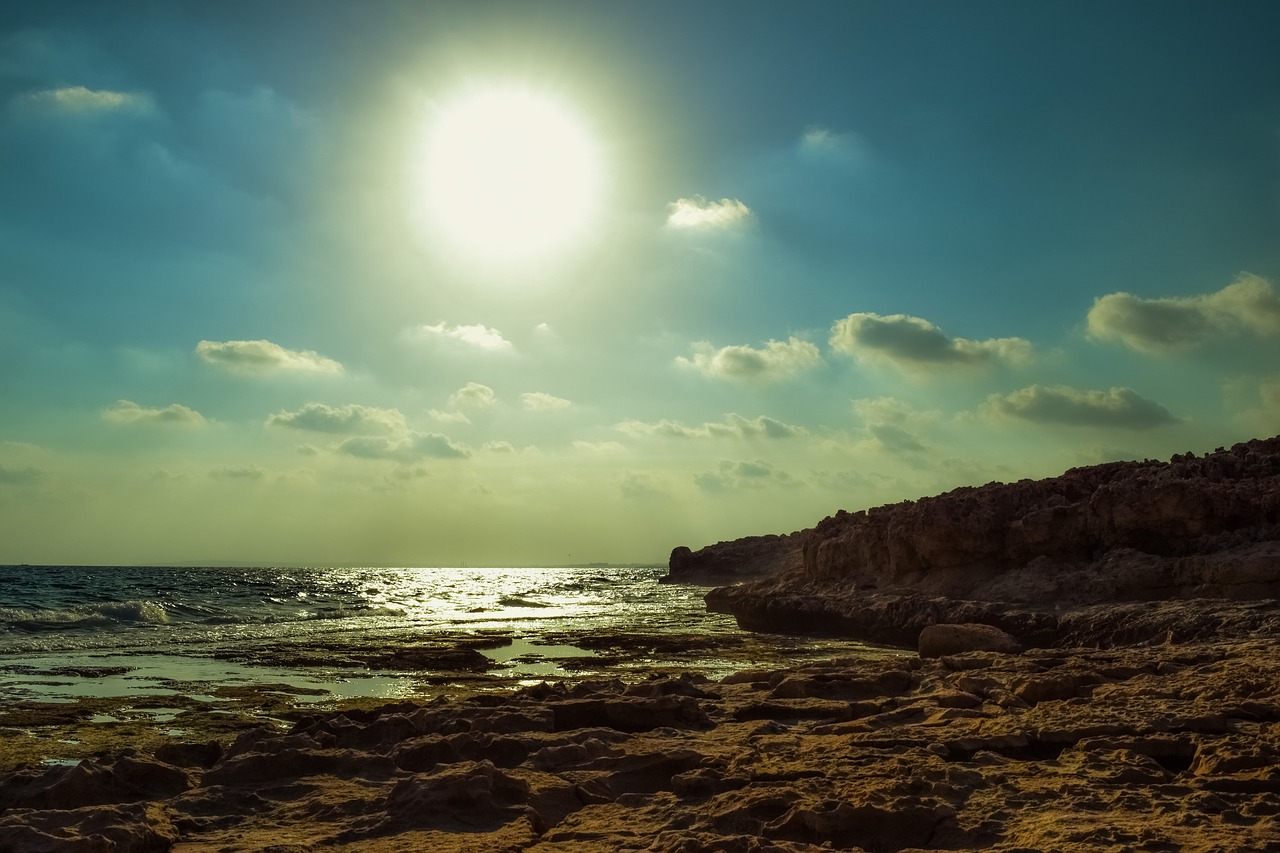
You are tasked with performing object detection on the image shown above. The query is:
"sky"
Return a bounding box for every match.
[2,0,1278,566]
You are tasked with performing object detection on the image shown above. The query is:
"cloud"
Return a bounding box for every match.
[695,460,798,493]
[417,322,513,352]
[830,313,1031,372]
[982,385,1178,430]
[209,464,266,480]
[666,196,753,229]
[428,409,471,424]
[0,465,45,486]
[1229,375,1280,432]
[799,125,861,164]
[450,382,496,409]
[1087,273,1280,354]
[196,340,343,376]
[266,403,406,434]
[617,413,805,440]
[15,86,153,114]
[572,440,627,455]
[336,432,469,461]
[521,392,571,411]
[619,471,668,499]
[676,337,821,382]
[483,441,516,453]
[102,400,206,425]
[852,397,932,454]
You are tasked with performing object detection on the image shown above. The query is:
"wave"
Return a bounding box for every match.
[0,599,170,632]
[497,596,552,609]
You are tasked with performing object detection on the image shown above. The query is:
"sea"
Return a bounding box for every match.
[0,565,891,708]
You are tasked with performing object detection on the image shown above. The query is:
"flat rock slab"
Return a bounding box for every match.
[2,638,1279,851]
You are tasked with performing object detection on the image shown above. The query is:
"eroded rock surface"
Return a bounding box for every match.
[699,437,1280,647]
[1,641,1277,851]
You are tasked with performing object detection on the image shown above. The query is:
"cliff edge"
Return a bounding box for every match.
[687,436,1280,648]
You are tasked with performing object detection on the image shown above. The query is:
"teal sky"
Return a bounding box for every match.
[2,1,1278,566]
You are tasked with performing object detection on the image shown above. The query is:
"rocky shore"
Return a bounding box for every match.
[1,638,1277,851]
[692,437,1280,651]
[2,437,1278,850]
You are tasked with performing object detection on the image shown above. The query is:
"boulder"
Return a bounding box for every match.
[919,624,1022,658]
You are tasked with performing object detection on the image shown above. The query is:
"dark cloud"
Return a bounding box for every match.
[336,432,469,462]
[830,312,1031,371]
[1087,274,1280,354]
[617,413,805,440]
[983,384,1177,430]
[266,403,403,434]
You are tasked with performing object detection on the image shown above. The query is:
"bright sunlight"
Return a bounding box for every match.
[416,84,605,268]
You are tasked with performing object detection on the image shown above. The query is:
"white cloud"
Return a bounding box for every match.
[266,403,406,434]
[982,385,1178,430]
[617,413,805,440]
[450,382,497,409]
[830,313,1031,372]
[196,339,343,376]
[676,337,821,382]
[16,86,153,114]
[695,460,798,493]
[428,409,471,424]
[521,392,571,411]
[483,441,516,453]
[666,196,753,229]
[418,322,513,352]
[572,440,627,455]
[336,432,469,461]
[103,400,207,426]
[1087,273,1280,354]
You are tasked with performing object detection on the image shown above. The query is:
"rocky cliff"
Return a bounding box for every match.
[683,436,1280,648]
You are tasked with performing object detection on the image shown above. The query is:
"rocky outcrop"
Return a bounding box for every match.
[701,437,1280,647]
[663,532,806,584]
[3,641,1278,851]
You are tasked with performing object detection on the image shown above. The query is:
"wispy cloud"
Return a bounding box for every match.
[521,392,571,411]
[617,413,805,440]
[852,397,931,454]
[666,196,753,229]
[102,400,206,425]
[15,86,153,114]
[1087,273,1280,354]
[196,340,343,376]
[982,384,1177,430]
[266,403,405,434]
[336,432,469,461]
[209,464,266,480]
[0,465,45,486]
[676,337,821,382]
[830,312,1031,372]
[695,460,798,492]
[417,322,513,352]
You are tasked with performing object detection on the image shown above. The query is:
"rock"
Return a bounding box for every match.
[662,533,806,584]
[919,623,1022,658]
[703,436,1280,648]
[3,639,1279,850]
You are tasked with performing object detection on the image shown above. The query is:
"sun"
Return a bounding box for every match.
[416,84,605,268]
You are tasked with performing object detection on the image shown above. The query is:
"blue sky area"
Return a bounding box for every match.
[2,1,1278,565]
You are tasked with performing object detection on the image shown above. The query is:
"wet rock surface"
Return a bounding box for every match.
[1,639,1277,851]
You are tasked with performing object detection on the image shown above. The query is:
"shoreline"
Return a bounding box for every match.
[2,634,1277,851]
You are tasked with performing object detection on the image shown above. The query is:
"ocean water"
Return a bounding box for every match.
[0,565,888,705]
